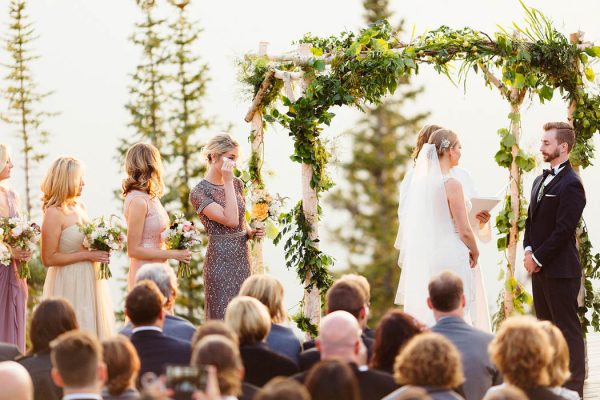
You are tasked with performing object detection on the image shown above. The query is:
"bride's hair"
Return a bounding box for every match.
[411,124,444,161]
[429,129,459,157]
[122,143,165,198]
[41,156,83,211]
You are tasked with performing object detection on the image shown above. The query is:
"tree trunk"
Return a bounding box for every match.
[301,163,321,326]
[250,111,265,274]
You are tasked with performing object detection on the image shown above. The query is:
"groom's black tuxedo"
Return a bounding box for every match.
[524,161,585,396]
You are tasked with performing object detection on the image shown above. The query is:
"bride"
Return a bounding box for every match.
[397,128,490,330]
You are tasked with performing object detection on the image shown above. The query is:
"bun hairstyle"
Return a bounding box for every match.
[411,124,444,160]
[428,129,459,157]
[204,133,239,163]
[122,143,165,198]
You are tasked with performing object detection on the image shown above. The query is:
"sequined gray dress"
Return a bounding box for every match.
[190,178,250,320]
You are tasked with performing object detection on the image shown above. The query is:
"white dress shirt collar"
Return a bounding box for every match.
[131,326,162,334]
[62,394,102,400]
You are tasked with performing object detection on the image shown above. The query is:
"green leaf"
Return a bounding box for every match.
[513,73,526,89]
[265,218,279,240]
[539,85,554,102]
[497,236,508,251]
[313,59,326,72]
[585,67,595,82]
[502,134,517,147]
[508,112,521,123]
[584,46,600,57]
[310,47,324,57]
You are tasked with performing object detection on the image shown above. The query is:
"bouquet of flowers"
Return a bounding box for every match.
[79,217,126,280]
[249,189,286,240]
[0,217,41,279]
[161,214,202,278]
[0,241,12,266]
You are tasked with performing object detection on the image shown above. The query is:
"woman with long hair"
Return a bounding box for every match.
[0,144,32,352]
[122,143,190,290]
[40,156,114,338]
[189,133,263,319]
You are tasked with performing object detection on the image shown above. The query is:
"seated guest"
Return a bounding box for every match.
[538,321,580,400]
[101,336,141,400]
[293,310,398,400]
[125,280,191,383]
[339,274,375,339]
[225,296,298,387]
[19,298,78,400]
[370,310,426,374]
[427,272,501,400]
[192,320,239,349]
[239,275,301,364]
[300,280,373,371]
[387,386,432,400]
[50,330,107,400]
[120,263,195,342]
[487,316,563,400]
[383,332,465,400]
[482,385,527,400]
[0,343,21,361]
[254,377,310,400]
[191,335,250,400]
[305,359,360,400]
[0,361,33,400]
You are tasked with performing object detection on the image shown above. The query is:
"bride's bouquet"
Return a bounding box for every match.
[161,214,202,278]
[249,189,286,240]
[0,216,41,279]
[79,217,127,280]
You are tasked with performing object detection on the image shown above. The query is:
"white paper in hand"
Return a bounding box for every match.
[469,197,501,227]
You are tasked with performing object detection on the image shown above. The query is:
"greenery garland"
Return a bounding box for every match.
[239,2,600,332]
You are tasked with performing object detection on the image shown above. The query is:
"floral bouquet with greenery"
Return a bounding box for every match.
[249,189,286,240]
[0,216,41,279]
[79,217,126,280]
[0,241,12,266]
[161,214,202,278]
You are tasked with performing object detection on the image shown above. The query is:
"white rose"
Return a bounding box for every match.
[11,227,22,237]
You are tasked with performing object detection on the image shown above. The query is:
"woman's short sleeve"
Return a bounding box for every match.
[190,183,214,214]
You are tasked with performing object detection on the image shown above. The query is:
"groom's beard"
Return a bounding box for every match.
[542,148,560,162]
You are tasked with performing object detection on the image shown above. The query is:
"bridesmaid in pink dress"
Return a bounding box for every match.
[122,143,191,290]
[0,144,32,352]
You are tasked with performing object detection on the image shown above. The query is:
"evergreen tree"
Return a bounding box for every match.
[327,0,428,322]
[2,0,55,312]
[166,1,210,324]
[2,0,54,217]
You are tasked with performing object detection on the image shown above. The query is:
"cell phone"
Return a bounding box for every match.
[165,364,208,400]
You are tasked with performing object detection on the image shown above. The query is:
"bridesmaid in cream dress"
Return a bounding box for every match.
[122,143,190,290]
[40,156,114,339]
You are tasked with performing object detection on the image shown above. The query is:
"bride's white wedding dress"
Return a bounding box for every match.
[395,144,491,332]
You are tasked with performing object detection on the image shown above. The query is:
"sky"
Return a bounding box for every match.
[1,0,599,320]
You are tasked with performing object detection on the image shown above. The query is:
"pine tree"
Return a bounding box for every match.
[166,1,210,324]
[121,4,169,157]
[2,0,54,217]
[327,0,429,323]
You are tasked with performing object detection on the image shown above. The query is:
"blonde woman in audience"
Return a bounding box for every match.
[41,157,114,338]
[486,316,562,400]
[122,143,190,290]
[101,336,140,400]
[254,377,310,400]
[224,296,297,387]
[383,332,465,400]
[538,321,580,400]
[239,275,301,364]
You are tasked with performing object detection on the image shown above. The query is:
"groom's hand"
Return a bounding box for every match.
[523,251,537,274]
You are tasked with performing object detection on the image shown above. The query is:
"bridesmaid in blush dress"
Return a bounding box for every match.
[122,143,191,290]
[189,133,263,320]
[40,156,114,339]
[0,144,32,352]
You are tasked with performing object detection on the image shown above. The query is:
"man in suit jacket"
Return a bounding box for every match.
[120,263,195,342]
[0,342,21,361]
[523,122,586,397]
[0,361,33,400]
[293,311,398,400]
[50,330,106,400]
[428,272,501,400]
[125,280,191,384]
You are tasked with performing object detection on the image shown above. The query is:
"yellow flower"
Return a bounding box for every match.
[251,203,269,221]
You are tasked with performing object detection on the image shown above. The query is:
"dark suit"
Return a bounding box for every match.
[293,362,398,400]
[239,342,298,387]
[299,334,374,371]
[524,162,585,395]
[120,314,195,343]
[128,328,191,386]
[432,317,501,400]
[0,342,21,361]
[18,351,62,400]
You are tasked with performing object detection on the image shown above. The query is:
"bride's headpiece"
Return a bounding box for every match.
[440,138,451,150]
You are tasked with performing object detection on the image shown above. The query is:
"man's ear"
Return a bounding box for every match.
[461,294,466,308]
[98,362,108,384]
[51,368,64,388]
[427,297,433,310]
[359,306,366,321]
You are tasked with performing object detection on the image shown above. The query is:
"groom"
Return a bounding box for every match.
[523,121,586,396]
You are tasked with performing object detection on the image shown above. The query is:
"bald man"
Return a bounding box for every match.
[293,311,398,400]
[0,361,33,400]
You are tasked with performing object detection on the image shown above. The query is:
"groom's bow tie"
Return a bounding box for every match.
[542,168,556,179]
